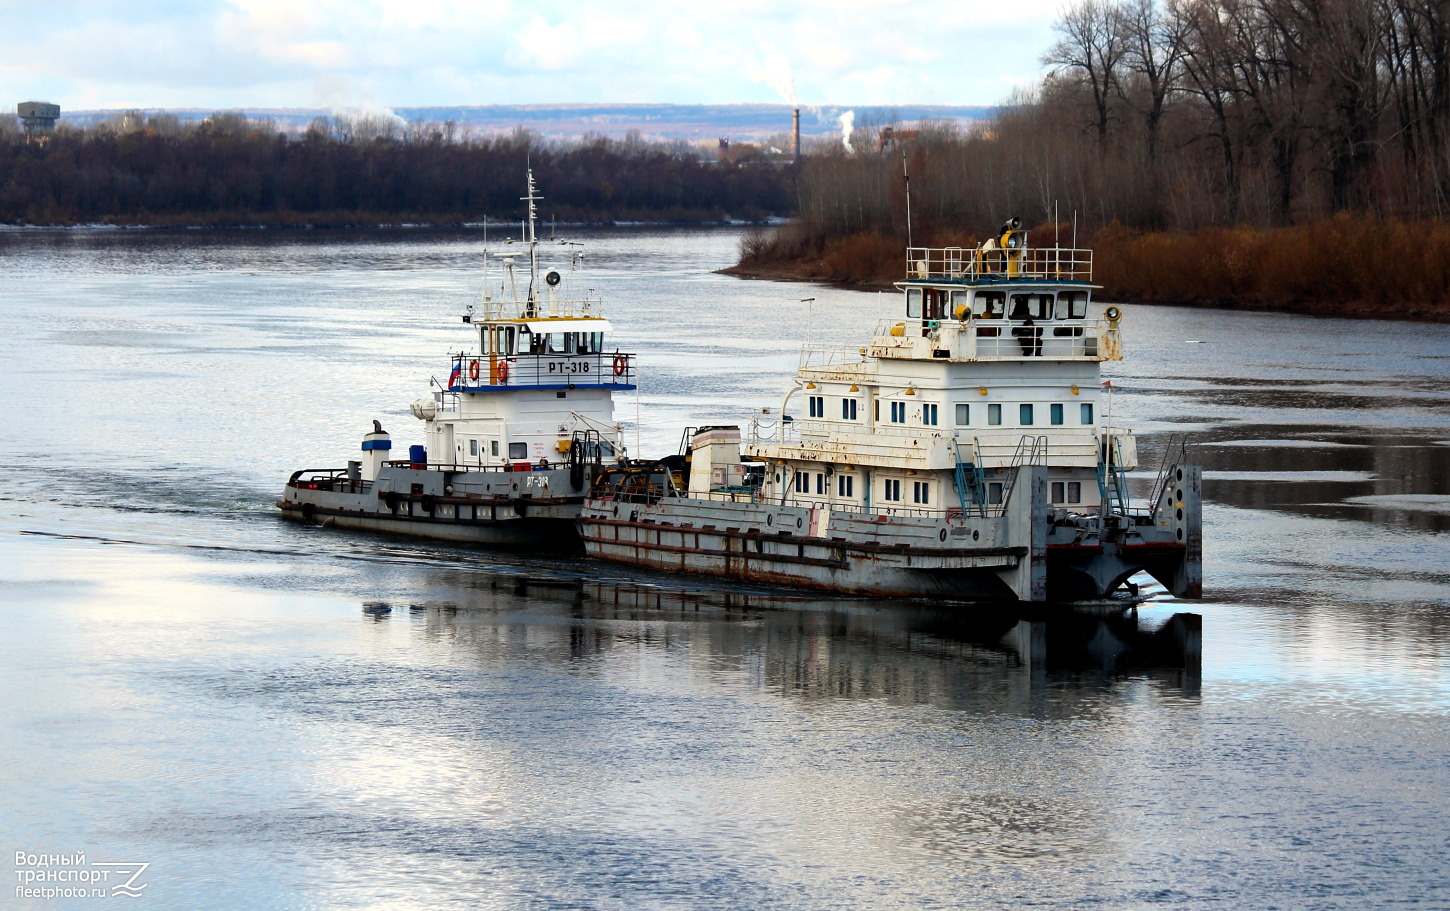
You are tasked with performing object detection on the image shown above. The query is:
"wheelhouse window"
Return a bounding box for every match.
[950,290,971,319]
[923,404,938,426]
[1009,293,1052,320]
[815,473,826,495]
[808,395,824,418]
[988,404,1002,426]
[912,481,930,504]
[955,404,970,425]
[1081,403,1094,424]
[890,401,906,423]
[837,474,854,497]
[1051,403,1064,425]
[842,398,858,420]
[974,291,1006,319]
[794,471,809,493]
[882,479,902,501]
[1055,291,1089,319]
[1020,404,1034,425]
[906,289,922,318]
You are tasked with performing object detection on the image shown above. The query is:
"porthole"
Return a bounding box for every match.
[1176,468,1184,482]
[938,528,947,542]
[767,515,774,527]
[1176,489,1183,502]
[796,517,803,529]
[1176,528,1184,541]
[972,529,980,541]
[1176,508,1184,521]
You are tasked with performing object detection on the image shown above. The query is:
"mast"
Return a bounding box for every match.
[522,169,543,311]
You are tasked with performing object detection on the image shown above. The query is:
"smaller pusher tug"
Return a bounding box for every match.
[278,172,634,549]
[580,221,1202,601]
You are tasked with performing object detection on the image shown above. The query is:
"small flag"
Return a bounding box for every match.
[448,362,462,389]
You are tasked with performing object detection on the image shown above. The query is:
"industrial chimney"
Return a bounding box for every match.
[792,108,800,163]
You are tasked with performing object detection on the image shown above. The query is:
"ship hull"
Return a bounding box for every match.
[580,464,1201,603]
[278,463,589,551]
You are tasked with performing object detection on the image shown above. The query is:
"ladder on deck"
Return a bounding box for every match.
[1096,433,1131,514]
[953,438,989,518]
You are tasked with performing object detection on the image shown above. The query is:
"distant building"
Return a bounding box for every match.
[18,101,60,135]
[878,126,920,151]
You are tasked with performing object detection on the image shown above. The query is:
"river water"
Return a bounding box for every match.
[1,226,1447,910]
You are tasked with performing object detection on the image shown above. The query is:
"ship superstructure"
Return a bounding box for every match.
[278,172,635,548]
[580,220,1202,602]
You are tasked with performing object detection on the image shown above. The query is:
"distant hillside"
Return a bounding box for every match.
[59,103,999,143]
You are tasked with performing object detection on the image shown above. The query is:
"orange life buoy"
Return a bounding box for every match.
[613,354,627,376]
[468,360,480,381]
[498,360,509,383]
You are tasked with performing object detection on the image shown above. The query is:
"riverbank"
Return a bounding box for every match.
[725,217,1450,323]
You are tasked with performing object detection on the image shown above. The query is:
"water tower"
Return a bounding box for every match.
[18,101,60,136]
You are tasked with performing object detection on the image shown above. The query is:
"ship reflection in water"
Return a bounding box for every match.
[361,576,1203,707]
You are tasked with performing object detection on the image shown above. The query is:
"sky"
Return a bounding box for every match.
[2,0,1063,112]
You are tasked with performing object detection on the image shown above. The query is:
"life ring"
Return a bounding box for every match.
[468,360,480,381]
[497,360,509,383]
[613,354,628,376]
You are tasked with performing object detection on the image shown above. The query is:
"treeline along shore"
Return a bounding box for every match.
[0,113,792,227]
[729,0,1450,322]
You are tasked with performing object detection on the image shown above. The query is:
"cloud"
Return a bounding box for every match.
[0,0,1059,110]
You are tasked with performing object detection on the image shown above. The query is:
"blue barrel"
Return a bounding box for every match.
[409,445,427,469]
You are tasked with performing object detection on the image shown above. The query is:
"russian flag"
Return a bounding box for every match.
[448,362,462,389]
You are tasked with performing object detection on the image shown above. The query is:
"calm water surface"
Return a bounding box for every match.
[1,226,1448,909]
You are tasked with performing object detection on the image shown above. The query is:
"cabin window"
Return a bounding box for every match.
[842,398,858,420]
[1081,403,1094,424]
[987,481,1004,505]
[923,404,939,426]
[837,474,854,497]
[912,481,930,504]
[890,402,906,423]
[547,333,570,354]
[955,404,970,425]
[1020,404,1034,425]
[794,471,808,493]
[1010,294,1051,320]
[469,439,478,457]
[1052,481,1083,504]
[883,479,902,501]
[491,326,516,354]
[874,400,880,422]
[924,288,944,321]
[906,289,922,318]
[1051,403,1065,425]
[1056,291,1089,319]
[491,441,500,457]
[974,291,1005,319]
[808,395,824,418]
[509,442,527,460]
[988,404,1002,425]
[950,290,971,319]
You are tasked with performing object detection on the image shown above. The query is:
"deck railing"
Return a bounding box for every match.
[906,246,1093,282]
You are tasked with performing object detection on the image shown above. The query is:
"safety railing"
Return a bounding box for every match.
[907,246,1093,282]
[474,294,605,322]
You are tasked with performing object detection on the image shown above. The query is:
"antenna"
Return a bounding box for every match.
[901,149,913,250]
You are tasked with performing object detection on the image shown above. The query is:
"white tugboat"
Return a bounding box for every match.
[278,172,635,549]
[580,220,1202,602]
